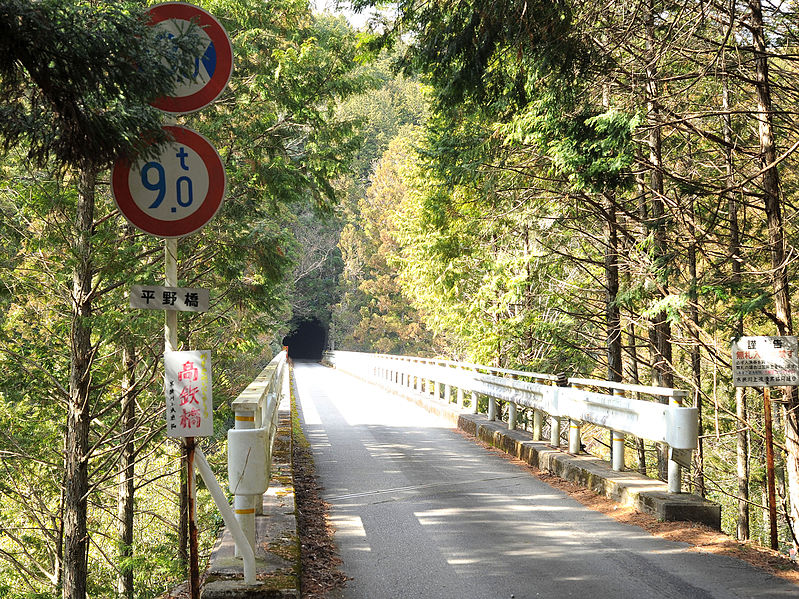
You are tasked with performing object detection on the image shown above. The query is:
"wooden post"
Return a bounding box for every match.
[763,387,779,550]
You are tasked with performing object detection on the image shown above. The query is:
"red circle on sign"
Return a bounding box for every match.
[147,3,233,113]
[112,126,226,238]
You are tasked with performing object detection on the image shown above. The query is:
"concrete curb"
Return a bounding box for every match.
[460,414,721,528]
[201,397,299,598]
[377,379,722,530]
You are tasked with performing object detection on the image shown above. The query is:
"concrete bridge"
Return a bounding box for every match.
[199,352,799,598]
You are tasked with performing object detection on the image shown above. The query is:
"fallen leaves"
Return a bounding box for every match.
[293,423,349,598]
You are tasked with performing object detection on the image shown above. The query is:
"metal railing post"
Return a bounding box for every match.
[507,374,518,430]
[612,430,625,471]
[550,415,561,447]
[508,402,517,430]
[612,388,625,471]
[233,407,257,553]
[488,396,497,421]
[668,393,684,493]
[533,409,543,441]
[457,387,464,408]
[553,374,568,448]
[569,420,581,454]
[667,451,681,493]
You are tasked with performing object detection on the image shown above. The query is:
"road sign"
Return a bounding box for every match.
[731,335,799,387]
[130,285,209,312]
[166,350,213,437]
[147,2,233,113]
[112,126,226,238]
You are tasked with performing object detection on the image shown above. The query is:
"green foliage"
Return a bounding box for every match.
[338,46,428,183]
[359,0,593,111]
[333,128,437,354]
[0,0,203,169]
[202,2,373,212]
[505,107,640,193]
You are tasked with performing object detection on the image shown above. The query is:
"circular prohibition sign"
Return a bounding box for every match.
[147,2,233,114]
[111,126,226,238]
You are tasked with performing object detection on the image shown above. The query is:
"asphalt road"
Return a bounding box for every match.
[293,361,799,599]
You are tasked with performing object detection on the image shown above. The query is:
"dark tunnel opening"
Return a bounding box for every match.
[282,318,327,361]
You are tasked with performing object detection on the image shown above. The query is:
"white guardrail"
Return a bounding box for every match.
[324,350,697,494]
[210,350,288,584]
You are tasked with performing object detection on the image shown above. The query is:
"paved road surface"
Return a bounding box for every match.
[293,361,799,599]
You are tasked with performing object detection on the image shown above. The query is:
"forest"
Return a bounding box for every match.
[1,0,799,598]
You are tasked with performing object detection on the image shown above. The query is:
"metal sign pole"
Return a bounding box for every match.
[165,238,200,598]
[165,239,178,351]
[763,387,779,550]
[186,435,200,597]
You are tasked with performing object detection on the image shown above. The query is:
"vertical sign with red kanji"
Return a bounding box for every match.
[165,350,213,437]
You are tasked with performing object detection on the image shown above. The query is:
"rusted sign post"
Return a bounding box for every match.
[732,335,799,550]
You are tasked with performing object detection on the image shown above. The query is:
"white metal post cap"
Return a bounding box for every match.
[665,406,699,450]
[227,428,268,495]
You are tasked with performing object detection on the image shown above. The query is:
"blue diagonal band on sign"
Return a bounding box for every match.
[202,42,217,78]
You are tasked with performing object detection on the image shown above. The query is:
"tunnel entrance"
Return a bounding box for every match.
[282,318,327,361]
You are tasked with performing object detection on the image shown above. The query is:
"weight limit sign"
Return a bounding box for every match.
[147,2,234,114]
[112,126,226,238]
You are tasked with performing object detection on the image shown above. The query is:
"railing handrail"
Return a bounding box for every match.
[369,352,559,384]
[231,354,285,420]
[345,351,687,400]
[223,350,289,582]
[325,350,697,494]
[567,376,689,400]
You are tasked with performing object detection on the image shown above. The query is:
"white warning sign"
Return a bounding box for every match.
[732,336,799,387]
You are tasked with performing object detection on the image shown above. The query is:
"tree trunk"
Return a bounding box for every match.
[688,218,704,496]
[63,166,97,599]
[643,0,671,386]
[604,202,622,383]
[602,85,622,386]
[722,58,750,539]
[117,339,136,598]
[524,223,534,362]
[645,5,672,390]
[749,0,799,548]
[625,322,648,475]
[605,193,623,453]
[56,483,64,592]
[645,0,672,482]
[736,387,750,540]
